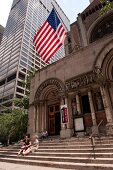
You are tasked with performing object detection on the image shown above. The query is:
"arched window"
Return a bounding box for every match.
[90,14,113,43]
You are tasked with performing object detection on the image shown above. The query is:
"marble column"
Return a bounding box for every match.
[34,105,37,133]
[60,97,65,130]
[39,102,45,132]
[100,86,113,135]
[75,92,81,114]
[88,90,98,136]
[27,105,36,138]
[44,101,47,131]
[35,104,39,134]
[41,103,45,132]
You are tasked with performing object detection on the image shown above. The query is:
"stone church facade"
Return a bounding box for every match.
[28,0,113,138]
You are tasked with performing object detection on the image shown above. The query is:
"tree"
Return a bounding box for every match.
[0,109,28,145]
[100,0,113,15]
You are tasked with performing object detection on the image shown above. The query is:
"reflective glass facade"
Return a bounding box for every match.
[0,0,70,112]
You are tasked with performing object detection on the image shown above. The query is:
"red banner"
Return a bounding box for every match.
[61,105,68,124]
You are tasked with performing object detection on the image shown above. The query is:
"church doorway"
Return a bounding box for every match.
[48,104,61,135]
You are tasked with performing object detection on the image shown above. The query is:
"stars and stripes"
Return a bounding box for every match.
[33,8,67,63]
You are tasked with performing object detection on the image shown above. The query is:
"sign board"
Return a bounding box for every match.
[61,104,68,124]
[74,117,84,131]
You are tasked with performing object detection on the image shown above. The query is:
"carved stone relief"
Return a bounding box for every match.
[65,72,96,91]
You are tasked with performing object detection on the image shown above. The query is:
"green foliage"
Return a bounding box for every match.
[0,109,28,145]
[13,96,29,110]
[100,0,113,15]
[25,68,36,91]
[0,96,29,145]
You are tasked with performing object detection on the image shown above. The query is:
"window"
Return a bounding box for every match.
[0,79,5,86]
[7,73,16,82]
[90,14,113,43]
[18,72,25,80]
[16,87,24,94]
[17,81,25,88]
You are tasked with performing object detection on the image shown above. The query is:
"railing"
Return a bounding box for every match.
[89,119,103,159]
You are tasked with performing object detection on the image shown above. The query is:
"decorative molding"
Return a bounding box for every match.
[35,78,65,100]
[65,72,96,92]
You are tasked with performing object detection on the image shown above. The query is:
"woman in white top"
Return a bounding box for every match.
[30,135,39,153]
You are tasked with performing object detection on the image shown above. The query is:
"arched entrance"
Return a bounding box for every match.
[34,78,65,136]
[48,104,60,135]
[42,88,61,135]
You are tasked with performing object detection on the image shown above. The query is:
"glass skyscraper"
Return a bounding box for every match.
[0,25,4,45]
[0,0,70,112]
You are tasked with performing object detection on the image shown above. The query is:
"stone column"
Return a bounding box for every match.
[60,96,72,138]
[34,105,37,133]
[27,104,36,138]
[60,97,66,130]
[88,90,98,135]
[41,103,45,132]
[100,86,113,135]
[44,101,47,131]
[77,14,88,47]
[35,104,39,134]
[75,92,81,114]
[38,102,42,134]
[39,102,45,132]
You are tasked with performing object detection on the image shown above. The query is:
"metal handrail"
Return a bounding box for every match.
[89,119,103,159]
[90,119,103,138]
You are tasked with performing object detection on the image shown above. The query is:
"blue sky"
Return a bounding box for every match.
[56,0,90,23]
[0,0,90,27]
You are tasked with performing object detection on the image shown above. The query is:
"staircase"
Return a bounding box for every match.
[0,136,113,169]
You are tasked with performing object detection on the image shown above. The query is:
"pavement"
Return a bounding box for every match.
[0,162,69,170]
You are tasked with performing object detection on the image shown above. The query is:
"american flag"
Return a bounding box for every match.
[33,8,67,63]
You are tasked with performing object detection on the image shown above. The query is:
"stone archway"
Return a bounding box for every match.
[94,40,113,82]
[35,78,65,102]
[88,12,113,43]
[93,42,113,135]
[34,78,66,136]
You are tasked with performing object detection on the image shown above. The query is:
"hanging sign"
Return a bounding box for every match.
[61,104,68,124]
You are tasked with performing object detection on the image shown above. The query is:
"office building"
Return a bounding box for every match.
[0,0,70,112]
[0,25,4,45]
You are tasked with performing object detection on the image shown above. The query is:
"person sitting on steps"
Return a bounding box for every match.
[30,135,39,153]
[40,130,48,139]
[18,134,31,156]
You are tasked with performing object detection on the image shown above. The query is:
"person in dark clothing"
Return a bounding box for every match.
[18,135,31,156]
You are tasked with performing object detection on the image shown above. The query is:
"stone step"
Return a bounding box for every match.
[5,139,113,149]
[40,141,90,145]
[0,136,113,169]
[1,147,113,153]
[40,143,113,148]
[1,153,113,164]
[1,150,113,158]
[40,141,113,146]
[38,147,113,152]
[0,157,113,170]
[40,138,113,144]
[95,140,113,144]
[3,143,113,151]
[95,136,113,140]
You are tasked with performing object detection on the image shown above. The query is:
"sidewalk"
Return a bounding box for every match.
[0,162,70,170]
